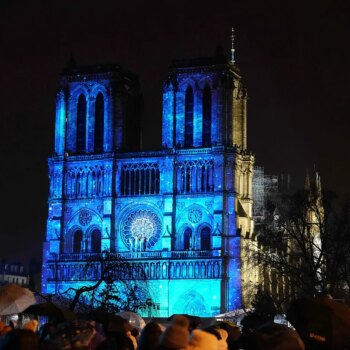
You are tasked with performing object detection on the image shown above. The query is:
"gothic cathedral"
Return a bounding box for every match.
[42,49,257,317]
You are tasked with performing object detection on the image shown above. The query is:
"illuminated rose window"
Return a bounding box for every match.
[79,209,92,226]
[188,209,202,224]
[122,210,162,251]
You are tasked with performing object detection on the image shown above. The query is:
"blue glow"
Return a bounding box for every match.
[42,63,244,317]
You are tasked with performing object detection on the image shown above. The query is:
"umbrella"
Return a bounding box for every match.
[89,310,132,333]
[23,302,76,322]
[0,283,36,315]
[287,297,350,350]
[116,311,146,331]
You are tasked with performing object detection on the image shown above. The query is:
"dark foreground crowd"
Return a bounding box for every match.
[0,311,325,350]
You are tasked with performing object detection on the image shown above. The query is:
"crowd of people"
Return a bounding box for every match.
[0,311,311,350]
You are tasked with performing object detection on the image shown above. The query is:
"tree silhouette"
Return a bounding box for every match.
[254,187,350,307]
[57,250,154,313]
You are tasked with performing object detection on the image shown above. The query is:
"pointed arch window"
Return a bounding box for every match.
[185,86,194,148]
[91,229,102,253]
[202,85,212,147]
[94,93,104,153]
[76,94,87,153]
[184,228,192,251]
[73,230,83,254]
[200,226,211,250]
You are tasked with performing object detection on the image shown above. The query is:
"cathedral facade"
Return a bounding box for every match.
[42,53,256,317]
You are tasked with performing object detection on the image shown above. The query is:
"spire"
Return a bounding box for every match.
[230,27,235,64]
[305,168,311,191]
[312,165,322,195]
[305,166,322,197]
[315,171,322,196]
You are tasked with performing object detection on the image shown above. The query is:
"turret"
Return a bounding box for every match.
[54,64,141,156]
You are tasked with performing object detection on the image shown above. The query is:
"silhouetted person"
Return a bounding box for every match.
[0,329,39,350]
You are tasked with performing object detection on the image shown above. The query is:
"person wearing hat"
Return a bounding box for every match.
[138,321,163,350]
[97,316,135,350]
[157,315,189,350]
[187,329,218,350]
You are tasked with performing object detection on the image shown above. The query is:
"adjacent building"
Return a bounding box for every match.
[0,261,29,287]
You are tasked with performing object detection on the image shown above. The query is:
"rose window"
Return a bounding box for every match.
[79,209,92,226]
[188,209,202,224]
[122,210,161,251]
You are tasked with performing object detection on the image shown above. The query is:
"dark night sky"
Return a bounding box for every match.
[0,0,349,266]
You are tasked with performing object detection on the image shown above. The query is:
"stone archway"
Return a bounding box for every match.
[172,289,208,316]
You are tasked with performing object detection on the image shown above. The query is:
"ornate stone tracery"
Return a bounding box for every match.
[122,209,162,251]
[79,209,92,226]
[177,159,214,193]
[120,162,160,196]
[188,208,202,223]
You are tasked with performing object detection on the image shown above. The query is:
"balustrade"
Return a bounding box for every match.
[47,257,222,282]
[58,250,217,261]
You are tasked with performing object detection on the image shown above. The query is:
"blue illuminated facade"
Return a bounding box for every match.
[42,56,255,317]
